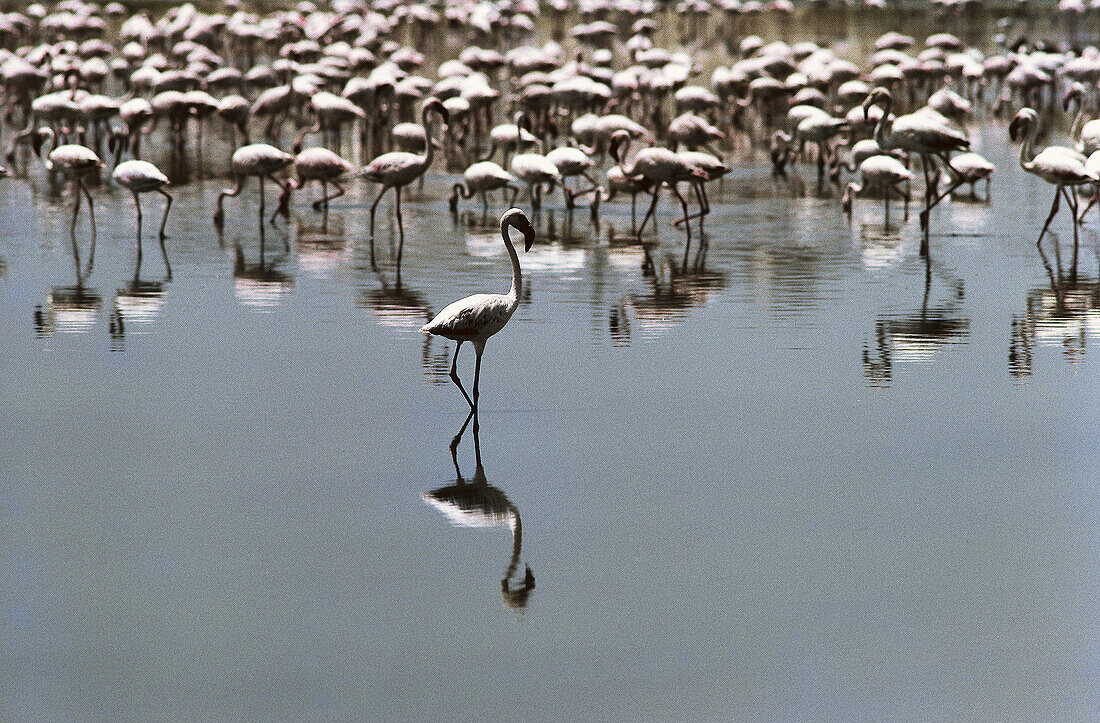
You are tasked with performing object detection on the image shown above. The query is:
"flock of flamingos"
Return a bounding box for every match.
[4,0,1100,406]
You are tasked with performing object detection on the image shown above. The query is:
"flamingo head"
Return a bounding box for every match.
[862,87,891,119]
[608,129,631,163]
[502,207,535,251]
[1009,107,1037,142]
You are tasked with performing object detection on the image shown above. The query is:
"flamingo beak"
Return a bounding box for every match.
[522,225,535,252]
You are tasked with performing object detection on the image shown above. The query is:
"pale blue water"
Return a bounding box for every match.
[2,117,1099,719]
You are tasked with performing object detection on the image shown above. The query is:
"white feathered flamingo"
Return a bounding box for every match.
[420,208,535,411]
[841,154,913,222]
[112,159,172,259]
[449,160,519,217]
[278,147,355,215]
[363,97,448,274]
[1010,107,1097,248]
[34,127,104,240]
[863,88,969,249]
[214,143,294,229]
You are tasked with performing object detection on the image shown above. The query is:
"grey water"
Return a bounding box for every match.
[2,119,1100,719]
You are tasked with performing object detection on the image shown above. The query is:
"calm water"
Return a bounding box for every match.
[3,117,1100,719]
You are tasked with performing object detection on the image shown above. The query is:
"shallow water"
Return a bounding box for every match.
[2,116,1100,719]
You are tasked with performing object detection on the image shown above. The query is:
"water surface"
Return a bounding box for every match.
[2,118,1099,719]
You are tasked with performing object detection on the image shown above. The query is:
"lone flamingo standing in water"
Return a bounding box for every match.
[420,208,535,411]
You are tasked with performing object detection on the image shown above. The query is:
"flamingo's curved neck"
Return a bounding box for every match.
[871,94,893,151]
[41,128,56,172]
[502,219,523,301]
[1019,118,1037,171]
[420,105,438,169]
[1070,96,1085,146]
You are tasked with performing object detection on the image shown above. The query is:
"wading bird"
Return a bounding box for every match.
[1009,107,1096,249]
[214,143,294,229]
[420,208,535,411]
[112,159,172,261]
[363,97,448,274]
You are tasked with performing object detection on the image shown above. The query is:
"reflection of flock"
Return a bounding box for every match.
[1010,243,1100,377]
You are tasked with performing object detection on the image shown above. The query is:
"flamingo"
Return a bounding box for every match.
[618,138,708,247]
[942,152,995,201]
[420,208,535,411]
[112,160,172,261]
[594,131,653,230]
[33,127,103,241]
[277,147,355,216]
[509,114,560,212]
[841,154,913,223]
[213,143,294,229]
[449,161,519,217]
[1009,107,1097,250]
[863,87,969,252]
[363,97,448,274]
[1063,82,1100,157]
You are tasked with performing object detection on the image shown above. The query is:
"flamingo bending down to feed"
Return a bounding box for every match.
[1009,107,1096,249]
[277,147,356,215]
[112,159,172,260]
[616,135,708,251]
[449,160,519,217]
[214,143,294,229]
[842,154,913,222]
[34,127,104,239]
[363,97,449,274]
[420,208,535,411]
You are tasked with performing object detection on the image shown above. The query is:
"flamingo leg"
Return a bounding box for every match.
[79,177,96,242]
[77,178,96,273]
[671,183,693,266]
[368,184,387,270]
[314,180,344,210]
[267,174,283,225]
[1079,186,1099,222]
[395,185,405,281]
[1063,186,1080,276]
[132,190,143,265]
[70,178,80,238]
[472,341,485,410]
[449,341,474,409]
[1037,185,1062,246]
[637,185,661,238]
[156,188,172,240]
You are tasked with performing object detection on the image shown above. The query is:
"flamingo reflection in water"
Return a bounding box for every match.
[109,216,172,351]
[421,412,535,610]
[862,258,970,387]
[1010,236,1100,378]
[232,224,294,311]
[34,227,103,337]
[610,245,727,345]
